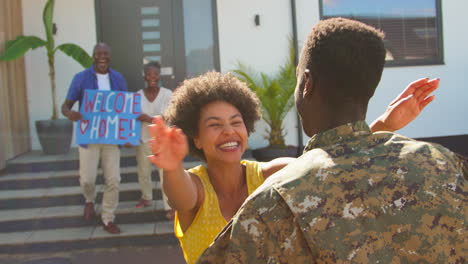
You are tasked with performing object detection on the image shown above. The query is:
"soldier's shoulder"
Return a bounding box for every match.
[387,133,459,160]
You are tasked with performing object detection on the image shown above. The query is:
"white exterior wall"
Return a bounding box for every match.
[22,0,467,150]
[22,0,96,150]
[216,0,299,149]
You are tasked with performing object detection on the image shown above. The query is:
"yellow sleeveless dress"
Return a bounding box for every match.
[174,160,264,264]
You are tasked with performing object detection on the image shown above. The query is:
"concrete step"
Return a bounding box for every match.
[4,147,206,173]
[0,170,142,191]
[0,220,177,254]
[0,161,201,190]
[0,182,165,210]
[0,201,169,233]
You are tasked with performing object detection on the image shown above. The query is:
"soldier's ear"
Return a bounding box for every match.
[303,69,314,99]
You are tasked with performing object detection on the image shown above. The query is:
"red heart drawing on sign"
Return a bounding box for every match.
[80,120,89,134]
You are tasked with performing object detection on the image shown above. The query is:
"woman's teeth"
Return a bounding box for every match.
[219,142,238,148]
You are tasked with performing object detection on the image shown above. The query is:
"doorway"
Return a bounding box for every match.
[96,0,186,91]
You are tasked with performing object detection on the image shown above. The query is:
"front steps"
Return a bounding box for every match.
[0,148,206,254]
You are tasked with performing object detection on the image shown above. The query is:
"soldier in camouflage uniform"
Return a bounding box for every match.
[197,18,467,264]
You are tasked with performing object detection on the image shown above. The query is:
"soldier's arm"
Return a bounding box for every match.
[262,157,296,179]
[455,153,468,180]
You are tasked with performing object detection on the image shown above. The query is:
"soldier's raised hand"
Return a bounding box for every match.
[371,78,439,132]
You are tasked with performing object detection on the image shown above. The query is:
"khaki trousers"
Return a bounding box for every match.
[79,144,120,225]
[136,141,171,210]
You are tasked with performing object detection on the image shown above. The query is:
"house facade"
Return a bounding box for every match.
[1,0,467,170]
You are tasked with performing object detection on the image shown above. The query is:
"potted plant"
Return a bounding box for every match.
[234,40,298,161]
[0,0,92,154]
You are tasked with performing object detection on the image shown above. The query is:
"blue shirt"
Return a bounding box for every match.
[66,66,128,109]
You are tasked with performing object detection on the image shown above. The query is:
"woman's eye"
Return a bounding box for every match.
[208,123,221,127]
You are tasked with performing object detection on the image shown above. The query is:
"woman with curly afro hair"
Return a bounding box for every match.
[148,71,438,263]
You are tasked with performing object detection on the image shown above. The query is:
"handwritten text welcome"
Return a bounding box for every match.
[76,90,141,145]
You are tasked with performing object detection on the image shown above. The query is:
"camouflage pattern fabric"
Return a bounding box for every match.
[197,121,467,264]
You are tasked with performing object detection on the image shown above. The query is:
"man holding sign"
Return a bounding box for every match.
[61,43,128,234]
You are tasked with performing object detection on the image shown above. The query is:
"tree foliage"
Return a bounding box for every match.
[0,0,92,119]
[234,40,296,147]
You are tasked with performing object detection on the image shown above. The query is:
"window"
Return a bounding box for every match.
[320,0,443,66]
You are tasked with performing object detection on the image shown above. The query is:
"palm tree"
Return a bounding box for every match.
[0,0,92,120]
[234,40,296,148]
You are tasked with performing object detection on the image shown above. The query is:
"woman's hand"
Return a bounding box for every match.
[137,113,153,123]
[147,115,200,214]
[148,115,188,171]
[371,78,439,132]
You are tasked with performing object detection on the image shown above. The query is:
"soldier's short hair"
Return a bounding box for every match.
[300,18,386,104]
[164,71,261,161]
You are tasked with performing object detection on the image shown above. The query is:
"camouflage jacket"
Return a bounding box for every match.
[197,121,467,264]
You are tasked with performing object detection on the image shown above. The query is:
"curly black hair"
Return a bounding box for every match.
[299,17,386,104]
[164,71,261,161]
[144,61,161,71]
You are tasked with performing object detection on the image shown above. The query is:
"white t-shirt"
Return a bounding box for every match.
[97,73,111,91]
[138,87,172,142]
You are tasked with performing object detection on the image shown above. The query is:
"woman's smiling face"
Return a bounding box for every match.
[194,101,248,164]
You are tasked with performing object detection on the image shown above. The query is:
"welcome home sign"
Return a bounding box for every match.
[76,89,141,145]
